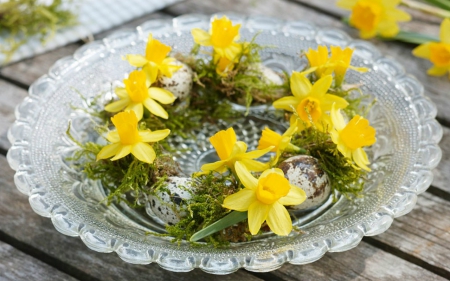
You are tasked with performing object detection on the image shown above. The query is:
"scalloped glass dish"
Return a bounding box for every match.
[7,14,443,274]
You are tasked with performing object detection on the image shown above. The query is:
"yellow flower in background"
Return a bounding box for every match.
[191,16,243,61]
[413,18,450,79]
[222,161,306,236]
[199,127,272,174]
[257,122,300,164]
[305,45,368,86]
[330,104,376,171]
[273,72,348,131]
[337,0,411,39]
[97,111,170,164]
[124,34,181,83]
[105,70,176,120]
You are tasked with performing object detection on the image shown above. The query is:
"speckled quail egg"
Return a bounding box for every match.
[158,61,193,100]
[146,176,193,226]
[247,63,284,85]
[278,155,331,211]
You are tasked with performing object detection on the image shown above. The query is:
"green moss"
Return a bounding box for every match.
[0,0,77,63]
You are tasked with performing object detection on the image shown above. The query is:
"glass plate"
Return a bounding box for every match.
[7,14,443,274]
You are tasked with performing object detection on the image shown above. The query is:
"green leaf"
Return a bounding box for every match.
[422,0,450,11]
[382,31,439,44]
[189,211,248,242]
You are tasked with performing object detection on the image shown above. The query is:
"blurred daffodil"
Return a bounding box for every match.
[330,104,376,171]
[273,72,348,131]
[200,127,272,174]
[105,70,176,120]
[191,16,243,62]
[413,18,450,79]
[222,161,306,236]
[97,111,170,164]
[337,0,411,39]
[124,34,181,83]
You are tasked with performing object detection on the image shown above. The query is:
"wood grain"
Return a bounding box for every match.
[0,241,78,281]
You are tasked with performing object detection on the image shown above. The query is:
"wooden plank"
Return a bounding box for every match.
[165,0,450,124]
[0,154,446,280]
[274,242,447,281]
[370,192,450,278]
[0,240,78,281]
[0,80,28,152]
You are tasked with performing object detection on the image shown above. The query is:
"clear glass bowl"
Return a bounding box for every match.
[7,14,443,274]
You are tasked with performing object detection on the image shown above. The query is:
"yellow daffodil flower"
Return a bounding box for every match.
[257,122,301,164]
[200,127,272,174]
[97,111,170,164]
[191,16,243,62]
[337,0,411,39]
[273,72,348,131]
[124,34,181,83]
[330,104,376,171]
[105,70,176,120]
[214,54,235,76]
[413,18,450,79]
[222,161,306,236]
[305,45,367,86]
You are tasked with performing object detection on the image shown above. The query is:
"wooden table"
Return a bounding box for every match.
[1,0,449,280]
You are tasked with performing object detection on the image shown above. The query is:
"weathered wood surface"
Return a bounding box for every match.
[1,0,450,280]
[0,241,78,281]
[0,155,445,280]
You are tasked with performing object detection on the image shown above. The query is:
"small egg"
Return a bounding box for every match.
[146,176,193,225]
[278,155,331,211]
[158,61,193,100]
[247,63,284,85]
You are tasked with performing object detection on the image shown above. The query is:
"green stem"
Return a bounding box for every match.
[190,211,247,242]
[383,30,439,44]
[422,0,450,11]
[401,0,450,18]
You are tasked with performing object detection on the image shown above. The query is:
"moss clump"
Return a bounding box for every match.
[0,0,77,63]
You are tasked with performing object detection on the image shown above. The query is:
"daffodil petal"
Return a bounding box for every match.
[272,96,299,111]
[126,103,144,120]
[230,141,248,158]
[330,104,347,131]
[352,148,371,171]
[131,142,156,164]
[266,202,292,236]
[105,99,129,113]
[124,54,148,67]
[191,28,212,46]
[321,94,349,111]
[139,129,170,142]
[243,146,273,159]
[310,75,333,98]
[378,21,400,38]
[278,185,307,206]
[412,43,431,59]
[115,87,128,99]
[96,143,121,160]
[235,161,258,189]
[110,145,132,161]
[222,188,256,212]
[210,128,236,160]
[260,168,284,179]
[201,160,227,173]
[359,29,377,39]
[143,98,168,119]
[290,71,312,98]
[148,87,176,104]
[248,201,269,235]
[106,131,120,143]
[143,64,159,84]
[427,66,448,76]
[239,159,269,172]
[336,0,357,9]
[440,18,450,43]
